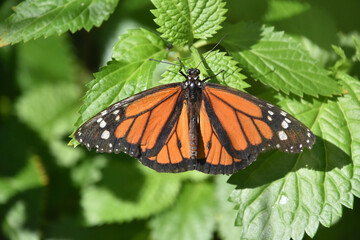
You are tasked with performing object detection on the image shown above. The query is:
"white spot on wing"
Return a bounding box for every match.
[101,110,108,116]
[113,110,120,115]
[268,110,274,115]
[280,111,287,116]
[276,144,280,148]
[278,130,288,140]
[99,120,107,128]
[115,115,120,121]
[267,103,274,108]
[267,115,272,121]
[307,132,312,138]
[97,118,103,123]
[285,118,291,123]
[101,130,110,139]
[281,120,289,129]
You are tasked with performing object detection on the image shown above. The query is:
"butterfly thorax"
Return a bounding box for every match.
[184,68,203,102]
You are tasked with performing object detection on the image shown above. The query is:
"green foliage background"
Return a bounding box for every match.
[1,0,360,239]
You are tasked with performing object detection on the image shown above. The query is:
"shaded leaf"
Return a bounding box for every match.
[227,72,360,240]
[0,0,119,46]
[81,157,184,224]
[46,217,149,240]
[16,36,77,90]
[150,182,216,240]
[216,22,342,97]
[214,176,242,240]
[0,157,46,240]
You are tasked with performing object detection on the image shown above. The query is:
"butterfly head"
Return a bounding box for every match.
[184,68,202,89]
[186,68,200,80]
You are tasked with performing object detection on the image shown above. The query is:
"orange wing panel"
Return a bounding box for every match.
[127,111,150,144]
[206,87,262,118]
[254,119,273,139]
[125,87,181,117]
[206,92,248,151]
[199,102,211,153]
[176,101,190,159]
[237,112,262,145]
[141,92,180,149]
[219,148,233,166]
[115,118,134,138]
[168,132,183,164]
[156,146,170,164]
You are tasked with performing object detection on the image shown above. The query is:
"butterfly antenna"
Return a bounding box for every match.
[149,58,189,71]
[196,35,228,69]
[149,58,181,67]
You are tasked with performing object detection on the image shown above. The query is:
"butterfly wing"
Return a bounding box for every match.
[140,99,196,172]
[75,83,188,172]
[196,83,316,174]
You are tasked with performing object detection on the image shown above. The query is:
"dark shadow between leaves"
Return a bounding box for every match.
[95,153,145,202]
[44,217,149,240]
[0,187,44,239]
[228,137,352,189]
[265,4,340,52]
[0,117,42,176]
[215,22,263,52]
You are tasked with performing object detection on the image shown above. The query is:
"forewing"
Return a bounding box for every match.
[75,83,185,164]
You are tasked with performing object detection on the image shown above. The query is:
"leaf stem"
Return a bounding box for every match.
[193,39,209,49]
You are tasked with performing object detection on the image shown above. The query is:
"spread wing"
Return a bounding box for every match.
[195,83,316,174]
[75,83,189,172]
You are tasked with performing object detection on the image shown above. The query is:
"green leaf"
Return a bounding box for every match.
[16,82,83,167]
[112,28,166,62]
[161,49,250,90]
[3,201,40,240]
[264,1,311,22]
[353,36,360,62]
[16,36,77,90]
[0,156,46,240]
[16,83,81,140]
[0,0,119,46]
[72,28,167,142]
[331,45,352,73]
[216,22,342,97]
[215,176,242,240]
[81,157,184,224]
[150,182,216,240]
[151,0,227,45]
[0,156,46,204]
[227,73,360,240]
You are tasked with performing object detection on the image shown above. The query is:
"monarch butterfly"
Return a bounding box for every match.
[75,57,316,175]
